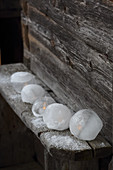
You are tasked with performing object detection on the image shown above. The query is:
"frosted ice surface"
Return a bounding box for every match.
[21,84,45,104]
[10,72,35,93]
[32,96,55,117]
[43,103,72,130]
[69,109,103,141]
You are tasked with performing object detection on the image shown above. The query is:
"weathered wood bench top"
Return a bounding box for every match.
[0,63,112,161]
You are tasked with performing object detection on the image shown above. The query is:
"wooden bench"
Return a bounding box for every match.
[0,63,112,170]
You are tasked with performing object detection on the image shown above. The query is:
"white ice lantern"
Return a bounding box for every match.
[21,84,45,104]
[10,72,35,93]
[69,109,103,141]
[32,96,55,117]
[43,103,72,131]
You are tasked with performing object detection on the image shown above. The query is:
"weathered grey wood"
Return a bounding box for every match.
[33,136,45,168]
[0,64,50,135]
[28,0,113,62]
[21,22,30,50]
[0,63,112,168]
[27,4,112,105]
[44,149,69,170]
[88,135,112,158]
[0,161,43,170]
[21,0,113,147]
[41,131,93,161]
[29,36,112,144]
[22,0,112,145]
[27,4,112,86]
[0,94,35,167]
[44,149,99,170]
[23,49,31,69]
[28,15,112,103]
[21,0,113,168]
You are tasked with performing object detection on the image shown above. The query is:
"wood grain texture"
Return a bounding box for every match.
[88,135,112,158]
[0,64,49,135]
[28,12,112,103]
[0,64,111,163]
[29,36,112,144]
[44,149,70,170]
[41,131,92,161]
[28,0,113,62]
[21,2,112,145]
[44,149,99,170]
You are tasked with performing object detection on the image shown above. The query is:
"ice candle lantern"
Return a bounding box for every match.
[21,84,45,104]
[32,96,55,117]
[69,109,103,141]
[43,103,72,131]
[10,72,35,93]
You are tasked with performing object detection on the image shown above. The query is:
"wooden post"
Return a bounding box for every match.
[109,157,113,170]
[44,149,69,170]
[44,149,99,170]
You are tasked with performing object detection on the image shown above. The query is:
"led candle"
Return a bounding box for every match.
[10,72,35,93]
[21,84,45,104]
[32,96,55,117]
[69,109,103,141]
[43,103,72,131]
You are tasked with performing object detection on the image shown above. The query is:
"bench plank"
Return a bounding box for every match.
[0,63,49,135]
[88,135,112,158]
[0,63,112,162]
[40,131,92,161]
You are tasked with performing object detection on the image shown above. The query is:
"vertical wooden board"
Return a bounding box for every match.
[21,0,28,16]
[23,49,31,69]
[0,95,35,167]
[44,149,69,170]
[44,150,99,170]
[41,131,92,161]
[33,135,45,168]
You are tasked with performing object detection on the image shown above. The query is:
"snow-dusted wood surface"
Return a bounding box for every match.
[0,63,112,164]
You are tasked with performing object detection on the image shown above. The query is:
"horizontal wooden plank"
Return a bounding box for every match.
[0,64,112,162]
[40,131,92,161]
[27,0,113,62]
[29,38,112,144]
[0,64,49,135]
[0,63,92,162]
[88,135,112,158]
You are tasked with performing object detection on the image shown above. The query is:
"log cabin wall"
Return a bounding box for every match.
[21,0,113,145]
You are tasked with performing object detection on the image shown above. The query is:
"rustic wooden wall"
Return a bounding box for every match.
[21,0,113,147]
